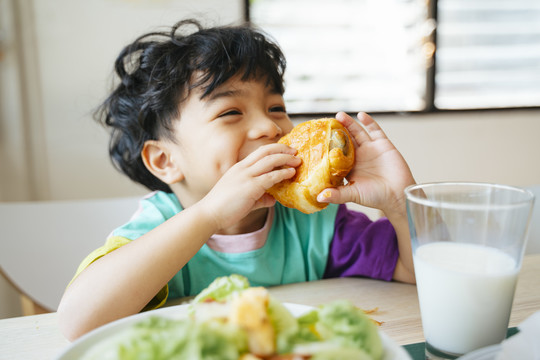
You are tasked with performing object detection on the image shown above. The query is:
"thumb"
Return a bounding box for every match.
[317,186,357,205]
[253,193,277,210]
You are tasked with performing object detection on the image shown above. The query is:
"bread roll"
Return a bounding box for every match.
[267,118,355,214]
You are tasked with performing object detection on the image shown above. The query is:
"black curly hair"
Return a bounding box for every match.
[95,19,287,192]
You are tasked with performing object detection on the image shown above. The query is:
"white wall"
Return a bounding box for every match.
[375,109,540,187]
[0,0,244,202]
[1,0,539,319]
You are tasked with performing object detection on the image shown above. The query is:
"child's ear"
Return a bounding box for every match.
[141,140,184,184]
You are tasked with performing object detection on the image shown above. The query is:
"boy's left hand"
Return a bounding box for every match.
[317,112,416,216]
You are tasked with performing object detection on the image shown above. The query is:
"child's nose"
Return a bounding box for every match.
[249,116,283,140]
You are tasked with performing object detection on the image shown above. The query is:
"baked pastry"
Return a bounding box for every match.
[268,118,355,214]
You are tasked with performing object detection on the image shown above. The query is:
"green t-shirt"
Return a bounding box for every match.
[74,191,339,305]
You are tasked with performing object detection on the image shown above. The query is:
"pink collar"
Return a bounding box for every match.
[206,207,274,253]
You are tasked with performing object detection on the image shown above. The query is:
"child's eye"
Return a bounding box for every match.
[218,110,242,117]
[269,105,286,113]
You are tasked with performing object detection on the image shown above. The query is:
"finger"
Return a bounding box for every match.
[248,166,297,202]
[252,193,277,211]
[316,186,357,205]
[249,153,301,177]
[256,166,296,189]
[356,112,388,141]
[244,143,297,166]
[335,111,372,145]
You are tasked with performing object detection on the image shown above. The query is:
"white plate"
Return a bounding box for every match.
[56,303,411,360]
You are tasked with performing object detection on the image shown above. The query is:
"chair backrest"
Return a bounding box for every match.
[525,185,540,254]
[0,196,141,312]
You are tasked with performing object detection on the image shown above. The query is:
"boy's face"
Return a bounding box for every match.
[159,75,294,207]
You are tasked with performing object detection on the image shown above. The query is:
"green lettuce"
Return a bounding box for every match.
[81,316,247,360]
[285,300,384,360]
[192,274,250,304]
[267,297,300,353]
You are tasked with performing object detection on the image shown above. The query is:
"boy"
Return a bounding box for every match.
[58,19,415,340]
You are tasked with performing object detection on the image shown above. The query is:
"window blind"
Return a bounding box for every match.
[250,0,433,114]
[435,0,540,109]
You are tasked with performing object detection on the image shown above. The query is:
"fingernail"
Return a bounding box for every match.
[317,190,332,202]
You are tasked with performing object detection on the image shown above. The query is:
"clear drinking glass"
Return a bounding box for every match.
[405,182,535,359]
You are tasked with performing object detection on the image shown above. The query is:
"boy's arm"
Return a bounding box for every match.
[316,112,416,284]
[382,204,415,284]
[57,202,217,341]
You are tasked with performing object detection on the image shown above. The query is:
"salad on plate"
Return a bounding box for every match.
[66,275,402,360]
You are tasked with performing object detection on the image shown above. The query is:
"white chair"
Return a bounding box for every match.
[0,196,140,315]
[525,185,540,254]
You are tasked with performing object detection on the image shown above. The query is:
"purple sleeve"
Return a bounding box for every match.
[323,204,399,281]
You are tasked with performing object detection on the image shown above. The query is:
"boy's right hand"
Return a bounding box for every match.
[199,143,300,231]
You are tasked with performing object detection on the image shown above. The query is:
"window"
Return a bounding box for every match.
[248,0,540,114]
[435,0,540,109]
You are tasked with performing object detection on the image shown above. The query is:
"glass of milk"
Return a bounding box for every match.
[405,182,535,359]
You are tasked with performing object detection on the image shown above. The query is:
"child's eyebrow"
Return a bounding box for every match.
[203,85,281,106]
[205,89,246,104]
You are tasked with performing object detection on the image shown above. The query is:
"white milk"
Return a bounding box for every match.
[414,242,519,355]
